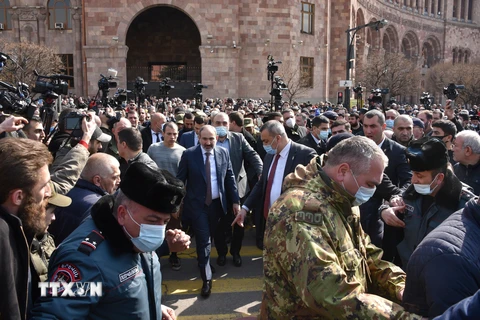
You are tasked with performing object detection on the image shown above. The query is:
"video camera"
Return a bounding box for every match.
[369,88,389,105]
[98,74,117,91]
[267,55,282,80]
[419,92,434,109]
[159,78,174,96]
[443,83,464,100]
[32,71,71,100]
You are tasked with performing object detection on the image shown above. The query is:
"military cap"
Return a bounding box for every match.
[244,118,255,128]
[120,162,186,213]
[291,106,300,111]
[48,183,72,207]
[359,108,369,115]
[412,118,425,129]
[406,137,448,172]
[175,114,184,124]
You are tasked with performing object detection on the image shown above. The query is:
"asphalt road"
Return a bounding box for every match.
[160,227,263,319]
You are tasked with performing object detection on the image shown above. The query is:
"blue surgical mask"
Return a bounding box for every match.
[123,207,166,252]
[414,174,439,195]
[319,130,329,140]
[216,126,228,137]
[263,136,278,155]
[344,170,376,206]
[386,119,394,129]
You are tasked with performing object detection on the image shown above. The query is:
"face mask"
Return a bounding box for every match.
[352,108,357,112]
[285,118,295,128]
[414,174,439,195]
[319,130,329,140]
[386,119,394,129]
[123,207,166,252]
[263,136,278,155]
[215,126,228,137]
[344,170,376,206]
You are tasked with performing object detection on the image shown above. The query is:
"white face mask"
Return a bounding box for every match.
[343,170,376,206]
[414,174,439,195]
[285,118,295,128]
[123,207,166,252]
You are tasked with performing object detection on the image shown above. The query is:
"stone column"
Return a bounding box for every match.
[464,0,470,20]
[36,8,47,45]
[433,0,438,16]
[456,0,462,19]
[72,10,83,95]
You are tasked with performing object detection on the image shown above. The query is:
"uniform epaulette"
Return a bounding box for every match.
[77,230,105,256]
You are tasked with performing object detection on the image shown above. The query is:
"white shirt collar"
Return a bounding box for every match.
[378,136,386,148]
[278,140,292,158]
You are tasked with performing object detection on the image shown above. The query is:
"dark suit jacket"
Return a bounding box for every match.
[297,133,326,155]
[382,137,412,188]
[243,141,316,210]
[177,145,240,219]
[223,132,263,198]
[178,131,196,149]
[285,125,307,142]
[140,124,162,153]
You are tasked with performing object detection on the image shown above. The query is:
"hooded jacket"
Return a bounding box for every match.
[403,198,480,318]
[260,156,421,319]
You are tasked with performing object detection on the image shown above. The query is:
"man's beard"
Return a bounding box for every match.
[17,193,48,236]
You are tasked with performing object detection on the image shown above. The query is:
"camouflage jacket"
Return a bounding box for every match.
[260,157,422,320]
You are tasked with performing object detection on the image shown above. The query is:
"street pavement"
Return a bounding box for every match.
[160,227,263,319]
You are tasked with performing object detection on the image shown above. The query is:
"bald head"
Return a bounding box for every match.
[151,113,166,133]
[80,153,121,194]
[113,118,132,142]
[393,115,413,146]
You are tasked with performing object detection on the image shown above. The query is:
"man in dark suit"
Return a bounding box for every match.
[212,113,262,266]
[177,112,194,141]
[282,109,307,142]
[140,112,166,152]
[362,109,412,264]
[297,115,329,155]
[178,114,206,149]
[177,125,240,297]
[234,120,316,249]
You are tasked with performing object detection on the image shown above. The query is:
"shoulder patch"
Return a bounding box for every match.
[119,266,140,283]
[77,230,105,256]
[294,211,323,225]
[51,262,82,283]
[405,204,415,213]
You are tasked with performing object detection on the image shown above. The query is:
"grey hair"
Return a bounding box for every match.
[457,130,480,154]
[260,120,286,137]
[365,109,386,126]
[393,115,413,127]
[325,136,388,173]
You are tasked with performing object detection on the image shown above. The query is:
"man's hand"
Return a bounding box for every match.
[165,229,190,253]
[396,288,404,302]
[0,116,28,133]
[161,305,176,320]
[232,208,247,227]
[445,99,454,120]
[381,206,406,228]
[389,195,405,208]
[81,115,97,144]
[233,203,240,216]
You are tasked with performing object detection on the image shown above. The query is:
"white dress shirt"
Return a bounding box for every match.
[267,140,292,208]
[201,146,219,200]
[151,130,163,143]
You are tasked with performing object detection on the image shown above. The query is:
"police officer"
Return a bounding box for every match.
[380,137,475,267]
[32,162,189,320]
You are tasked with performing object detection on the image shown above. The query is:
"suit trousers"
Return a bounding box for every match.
[221,207,245,255]
[192,199,226,281]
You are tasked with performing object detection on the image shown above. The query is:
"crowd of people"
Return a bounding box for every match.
[1,93,480,319]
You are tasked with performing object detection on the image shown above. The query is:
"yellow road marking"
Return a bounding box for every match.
[162,277,263,296]
[179,313,259,320]
[175,246,263,259]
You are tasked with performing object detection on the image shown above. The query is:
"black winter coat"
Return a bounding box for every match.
[403,198,480,317]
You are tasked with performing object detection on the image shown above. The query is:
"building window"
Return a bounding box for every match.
[0,0,12,30]
[301,2,314,34]
[48,0,72,30]
[59,54,74,88]
[300,57,314,87]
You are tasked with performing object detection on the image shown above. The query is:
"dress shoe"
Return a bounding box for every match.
[201,280,212,297]
[216,255,226,266]
[232,253,242,267]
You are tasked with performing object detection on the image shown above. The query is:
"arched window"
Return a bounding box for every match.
[0,0,12,30]
[48,0,71,30]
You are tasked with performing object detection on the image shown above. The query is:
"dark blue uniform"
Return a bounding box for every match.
[32,195,162,319]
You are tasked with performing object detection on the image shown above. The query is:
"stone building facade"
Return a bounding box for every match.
[1,0,479,103]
